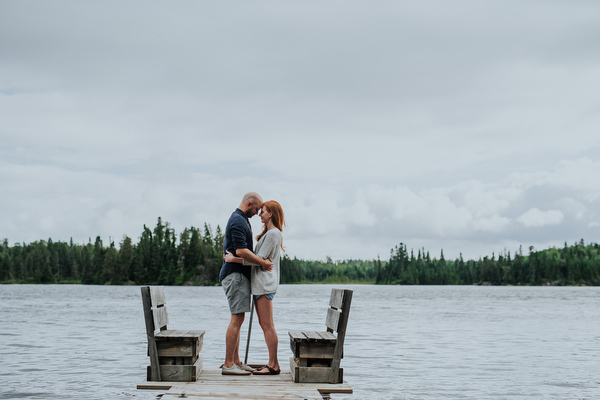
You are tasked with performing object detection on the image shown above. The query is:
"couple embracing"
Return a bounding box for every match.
[218,192,285,376]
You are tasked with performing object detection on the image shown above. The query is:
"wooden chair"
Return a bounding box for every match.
[141,286,205,381]
[289,288,353,383]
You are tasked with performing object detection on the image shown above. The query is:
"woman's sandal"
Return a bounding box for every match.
[252,365,281,375]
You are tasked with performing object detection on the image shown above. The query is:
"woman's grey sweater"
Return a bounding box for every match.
[244,228,282,295]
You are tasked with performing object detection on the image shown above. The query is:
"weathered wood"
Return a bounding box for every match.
[288,289,353,384]
[156,329,206,341]
[141,286,161,381]
[159,356,195,366]
[293,341,335,359]
[296,357,308,367]
[317,331,336,340]
[141,285,205,382]
[325,307,340,333]
[138,365,352,399]
[136,382,172,390]
[147,355,203,382]
[329,289,352,383]
[153,306,169,330]
[329,289,344,309]
[288,330,305,340]
[289,330,336,343]
[303,331,325,341]
[290,357,343,384]
[149,286,167,307]
[156,336,203,358]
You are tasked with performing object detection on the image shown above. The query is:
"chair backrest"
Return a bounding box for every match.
[325,288,353,383]
[141,286,169,381]
[141,286,169,334]
[325,288,352,334]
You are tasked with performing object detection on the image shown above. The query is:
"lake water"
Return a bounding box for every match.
[1,284,599,400]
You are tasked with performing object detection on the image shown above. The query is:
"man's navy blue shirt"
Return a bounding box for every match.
[219,208,253,282]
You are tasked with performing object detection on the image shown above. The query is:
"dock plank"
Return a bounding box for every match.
[138,366,352,399]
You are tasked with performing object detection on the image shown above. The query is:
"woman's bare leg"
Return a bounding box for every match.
[254,295,279,372]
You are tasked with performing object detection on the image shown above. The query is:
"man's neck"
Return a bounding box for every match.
[237,207,250,219]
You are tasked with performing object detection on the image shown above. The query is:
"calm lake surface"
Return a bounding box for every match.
[1,284,599,400]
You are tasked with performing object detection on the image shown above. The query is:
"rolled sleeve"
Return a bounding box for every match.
[230,224,248,253]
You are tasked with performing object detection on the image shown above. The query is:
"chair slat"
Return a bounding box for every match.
[325,307,340,333]
[153,306,169,330]
[316,331,337,340]
[288,330,307,340]
[149,286,167,308]
[329,289,344,309]
[155,330,205,342]
[303,331,324,340]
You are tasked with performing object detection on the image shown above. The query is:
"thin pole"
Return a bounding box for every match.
[244,297,255,364]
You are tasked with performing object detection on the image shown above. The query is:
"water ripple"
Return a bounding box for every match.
[1,284,600,400]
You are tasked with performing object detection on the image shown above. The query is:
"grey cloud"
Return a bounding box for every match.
[2,0,600,262]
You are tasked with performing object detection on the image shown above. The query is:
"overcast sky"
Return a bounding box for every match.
[1,1,600,262]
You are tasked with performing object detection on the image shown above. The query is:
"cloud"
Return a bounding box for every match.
[472,215,511,233]
[1,1,600,262]
[517,208,564,228]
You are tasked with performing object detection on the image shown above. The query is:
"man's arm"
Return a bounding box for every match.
[236,248,273,271]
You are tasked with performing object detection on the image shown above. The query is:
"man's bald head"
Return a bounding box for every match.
[239,192,263,218]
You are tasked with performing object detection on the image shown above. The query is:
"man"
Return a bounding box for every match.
[219,192,273,375]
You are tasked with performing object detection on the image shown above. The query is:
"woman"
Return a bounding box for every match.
[225,200,285,375]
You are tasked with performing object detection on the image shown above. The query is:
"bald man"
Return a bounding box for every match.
[219,192,273,375]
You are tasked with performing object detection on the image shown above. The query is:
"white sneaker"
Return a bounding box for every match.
[236,363,255,372]
[221,364,251,375]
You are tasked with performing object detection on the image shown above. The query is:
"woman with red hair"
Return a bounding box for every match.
[225,200,285,375]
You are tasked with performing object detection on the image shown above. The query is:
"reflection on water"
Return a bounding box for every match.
[1,284,599,399]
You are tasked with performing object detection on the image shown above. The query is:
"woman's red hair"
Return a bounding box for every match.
[257,200,286,251]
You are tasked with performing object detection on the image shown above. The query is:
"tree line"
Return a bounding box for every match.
[376,240,600,286]
[0,218,224,285]
[0,217,598,285]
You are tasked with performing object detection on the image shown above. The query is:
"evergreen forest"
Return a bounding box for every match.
[376,241,600,286]
[1,217,598,286]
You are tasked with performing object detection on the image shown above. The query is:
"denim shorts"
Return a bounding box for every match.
[222,272,251,314]
[253,293,276,301]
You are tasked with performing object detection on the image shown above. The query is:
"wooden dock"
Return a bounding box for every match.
[137,365,353,399]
